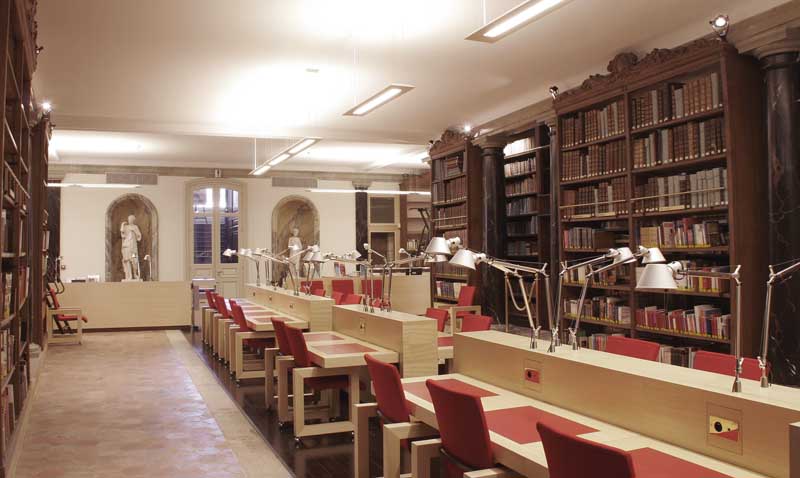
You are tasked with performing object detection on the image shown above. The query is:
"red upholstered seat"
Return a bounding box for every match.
[311,288,326,297]
[214,295,231,319]
[361,279,383,298]
[331,279,354,295]
[49,287,88,323]
[301,280,324,294]
[605,336,660,361]
[425,308,449,332]
[455,286,477,318]
[341,293,363,305]
[230,303,270,349]
[426,379,495,478]
[284,325,349,391]
[460,314,492,332]
[364,354,410,423]
[331,291,345,305]
[271,318,293,356]
[205,290,217,311]
[537,420,635,478]
[693,350,764,381]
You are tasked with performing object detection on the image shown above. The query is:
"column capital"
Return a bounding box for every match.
[729,2,800,59]
[352,181,371,191]
[472,134,507,152]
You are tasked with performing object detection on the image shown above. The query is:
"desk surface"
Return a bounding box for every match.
[437,334,453,359]
[225,300,309,331]
[301,330,398,368]
[402,373,765,478]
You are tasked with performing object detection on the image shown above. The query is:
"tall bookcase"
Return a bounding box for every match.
[428,130,483,305]
[500,123,552,328]
[554,39,767,361]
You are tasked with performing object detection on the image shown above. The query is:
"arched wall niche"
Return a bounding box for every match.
[105,193,158,282]
[270,195,319,280]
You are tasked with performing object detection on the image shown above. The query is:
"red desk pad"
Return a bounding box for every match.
[305,333,346,342]
[629,448,731,478]
[311,343,376,355]
[403,378,497,405]
[437,336,454,347]
[484,406,596,445]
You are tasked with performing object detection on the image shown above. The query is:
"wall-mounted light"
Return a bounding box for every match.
[41,101,52,112]
[249,137,321,176]
[463,124,472,133]
[710,14,730,39]
[549,86,559,100]
[343,84,415,116]
[466,0,572,43]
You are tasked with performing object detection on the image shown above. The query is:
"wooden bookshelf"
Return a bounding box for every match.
[428,130,482,304]
[500,124,552,328]
[399,171,431,254]
[554,39,767,363]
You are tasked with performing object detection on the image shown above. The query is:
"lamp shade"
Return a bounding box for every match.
[640,246,666,264]
[612,247,636,264]
[636,263,678,290]
[310,251,325,263]
[238,248,247,256]
[425,254,449,263]
[222,249,235,257]
[449,249,478,270]
[425,237,453,255]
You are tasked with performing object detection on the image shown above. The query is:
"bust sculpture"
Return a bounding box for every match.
[287,227,303,278]
[120,214,142,280]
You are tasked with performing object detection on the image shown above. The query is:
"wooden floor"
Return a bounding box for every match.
[184,329,388,478]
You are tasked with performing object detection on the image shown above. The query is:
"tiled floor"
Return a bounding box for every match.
[13,331,290,478]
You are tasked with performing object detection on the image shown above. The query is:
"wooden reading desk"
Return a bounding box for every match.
[246,283,334,331]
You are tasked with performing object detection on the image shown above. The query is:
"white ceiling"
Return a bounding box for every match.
[34,0,787,173]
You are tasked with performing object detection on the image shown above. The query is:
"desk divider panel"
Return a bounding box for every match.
[246,284,332,331]
[453,331,800,478]
[792,423,800,478]
[332,305,437,377]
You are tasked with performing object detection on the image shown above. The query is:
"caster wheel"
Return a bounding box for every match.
[294,437,303,448]
[350,431,355,442]
[278,421,285,429]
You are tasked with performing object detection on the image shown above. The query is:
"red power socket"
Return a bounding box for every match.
[524,368,541,384]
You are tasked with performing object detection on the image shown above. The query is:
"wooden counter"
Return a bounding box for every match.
[291,273,431,315]
[453,330,800,478]
[245,283,333,331]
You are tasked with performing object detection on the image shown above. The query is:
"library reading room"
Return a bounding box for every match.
[4,1,800,477]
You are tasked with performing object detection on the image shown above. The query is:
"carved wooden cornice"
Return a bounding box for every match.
[429,129,471,157]
[728,0,800,58]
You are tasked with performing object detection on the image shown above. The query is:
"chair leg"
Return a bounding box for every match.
[411,439,441,478]
[353,403,377,478]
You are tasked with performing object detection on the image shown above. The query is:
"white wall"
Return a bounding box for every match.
[59,173,391,283]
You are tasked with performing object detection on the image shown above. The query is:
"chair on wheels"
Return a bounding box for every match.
[361,279,383,299]
[301,280,324,294]
[332,279,354,296]
[425,308,449,333]
[437,286,480,332]
[311,288,326,297]
[605,336,660,361]
[693,350,764,381]
[537,420,636,478]
[202,290,218,346]
[331,291,345,305]
[228,302,273,380]
[46,286,88,345]
[341,293,363,305]
[460,314,493,332]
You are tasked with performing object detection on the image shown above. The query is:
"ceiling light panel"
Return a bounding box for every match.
[343,84,415,116]
[466,0,572,43]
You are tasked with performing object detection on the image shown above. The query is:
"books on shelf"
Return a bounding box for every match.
[638,216,728,249]
[434,203,467,228]
[504,157,536,177]
[633,167,728,213]
[561,178,628,218]
[561,140,625,181]
[659,346,696,367]
[432,154,464,180]
[0,330,13,381]
[563,296,631,325]
[561,99,625,147]
[631,72,721,129]
[563,263,630,287]
[507,241,536,257]
[504,137,535,156]
[507,217,538,237]
[632,118,725,168]
[434,280,464,300]
[635,304,730,340]
[578,332,626,351]
[434,262,469,280]
[507,196,537,216]
[2,273,10,318]
[432,176,467,203]
[505,176,538,196]
[562,227,618,250]
[635,260,730,293]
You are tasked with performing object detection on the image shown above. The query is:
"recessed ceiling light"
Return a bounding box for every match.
[250,163,271,176]
[47,183,141,189]
[288,137,319,155]
[466,0,571,43]
[268,152,292,166]
[343,84,415,116]
[250,137,323,175]
[307,188,431,195]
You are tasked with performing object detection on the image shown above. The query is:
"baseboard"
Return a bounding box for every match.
[84,325,191,333]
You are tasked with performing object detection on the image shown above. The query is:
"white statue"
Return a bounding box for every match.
[287,227,303,278]
[120,214,142,281]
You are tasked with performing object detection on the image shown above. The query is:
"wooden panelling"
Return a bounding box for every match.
[246,283,333,331]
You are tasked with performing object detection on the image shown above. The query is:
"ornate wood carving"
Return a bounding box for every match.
[429,129,471,157]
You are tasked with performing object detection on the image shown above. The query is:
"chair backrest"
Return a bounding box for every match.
[537,420,635,478]
[425,308,449,332]
[364,354,410,423]
[361,279,383,297]
[425,379,494,472]
[693,350,764,381]
[371,298,383,308]
[605,336,660,361]
[331,279,354,295]
[460,314,492,332]
[331,291,344,305]
[229,303,249,330]
[204,290,216,310]
[270,318,292,356]
[214,295,230,318]
[312,288,326,297]
[341,293,363,305]
[284,324,312,367]
[48,286,61,309]
[301,280,324,294]
[457,286,477,307]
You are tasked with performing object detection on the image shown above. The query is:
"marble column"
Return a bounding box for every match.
[763,51,800,385]
[477,137,507,326]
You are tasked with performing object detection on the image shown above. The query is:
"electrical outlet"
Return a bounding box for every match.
[359,319,366,333]
[523,359,543,392]
[524,368,540,384]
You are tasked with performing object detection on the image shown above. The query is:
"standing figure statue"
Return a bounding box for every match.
[120,214,142,281]
[287,227,303,279]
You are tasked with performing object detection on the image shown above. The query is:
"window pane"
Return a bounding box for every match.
[368,232,395,265]
[220,188,239,213]
[220,216,239,263]
[193,216,212,264]
[193,188,213,214]
[370,197,395,224]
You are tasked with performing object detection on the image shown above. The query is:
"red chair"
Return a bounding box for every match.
[271,318,293,356]
[331,291,345,305]
[365,354,410,423]
[284,325,350,401]
[425,308,449,332]
[301,280,324,294]
[425,379,495,478]
[215,295,231,319]
[311,288,326,297]
[371,298,384,308]
[537,420,635,478]
[605,336,660,361]
[332,279,354,295]
[341,293,363,305]
[454,286,478,318]
[693,350,764,381]
[230,303,271,349]
[47,286,88,337]
[460,314,493,332]
[204,290,217,311]
[361,279,383,298]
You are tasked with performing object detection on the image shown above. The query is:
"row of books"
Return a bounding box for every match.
[659,346,695,368]
[434,203,467,228]
[432,155,464,180]
[638,217,728,249]
[507,241,537,257]
[563,263,631,286]
[504,157,536,177]
[632,118,726,168]
[562,227,617,251]
[636,261,730,293]
[505,176,538,196]
[0,330,14,381]
[631,72,721,129]
[561,178,629,218]
[560,140,626,181]
[580,333,624,352]
[443,229,466,243]
[633,167,728,213]
[507,217,538,237]
[561,99,626,147]
[434,262,469,279]
[507,196,537,216]
[432,176,467,203]
[562,296,632,325]
[0,384,15,456]
[635,304,731,340]
[2,273,10,318]
[503,137,535,156]
[434,280,465,300]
